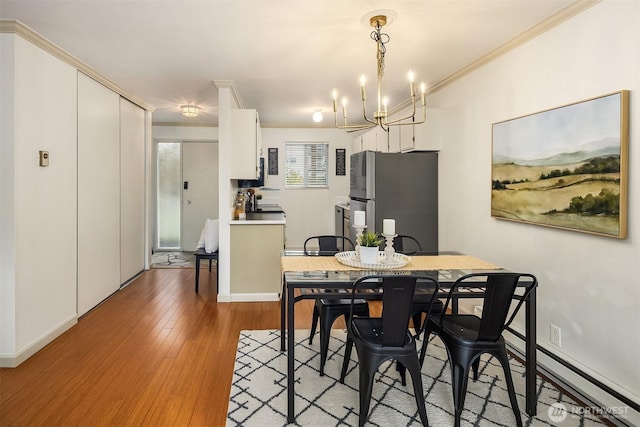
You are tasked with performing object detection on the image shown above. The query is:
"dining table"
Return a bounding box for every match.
[280,250,538,424]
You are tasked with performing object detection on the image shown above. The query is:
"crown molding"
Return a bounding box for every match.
[428,0,601,95]
[1,19,154,111]
[213,80,243,109]
[152,121,218,128]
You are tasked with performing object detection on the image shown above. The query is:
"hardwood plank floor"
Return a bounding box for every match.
[0,268,320,427]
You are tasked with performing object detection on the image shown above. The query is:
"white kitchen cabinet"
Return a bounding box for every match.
[230,109,262,179]
[354,126,390,153]
[400,122,416,152]
[387,105,440,152]
[388,125,400,153]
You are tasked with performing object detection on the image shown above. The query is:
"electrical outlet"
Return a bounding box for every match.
[550,324,562,347]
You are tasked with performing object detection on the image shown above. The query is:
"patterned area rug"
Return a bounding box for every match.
[150,251,195,268]
[227,330,608,426]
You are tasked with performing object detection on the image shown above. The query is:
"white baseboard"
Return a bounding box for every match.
[0,314,77,368]
[228,293,280,302]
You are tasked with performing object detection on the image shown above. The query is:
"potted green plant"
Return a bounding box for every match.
[358,231,383,264]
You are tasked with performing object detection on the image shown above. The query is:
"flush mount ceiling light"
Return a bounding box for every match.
[312,110,323,123]
[332,14,426,133]
[180,105,200,118]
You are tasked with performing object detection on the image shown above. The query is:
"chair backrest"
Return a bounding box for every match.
[393,234,423,254]
[440,272,537,342]
[350,274,440,347]
[303,235,354,256]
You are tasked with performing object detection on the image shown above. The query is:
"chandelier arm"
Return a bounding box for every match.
[385,105,427,126]
[361,99,378,126]
[333,112,377,131]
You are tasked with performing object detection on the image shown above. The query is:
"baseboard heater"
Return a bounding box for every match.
[506,326,639,425]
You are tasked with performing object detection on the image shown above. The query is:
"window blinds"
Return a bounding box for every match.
[285,142,329,188]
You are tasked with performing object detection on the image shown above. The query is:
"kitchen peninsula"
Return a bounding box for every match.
[229,205,285,300]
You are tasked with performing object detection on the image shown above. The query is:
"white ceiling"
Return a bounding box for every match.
[1,0,587,127]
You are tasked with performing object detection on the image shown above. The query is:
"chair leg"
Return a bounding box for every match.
[318,309,345,376]
[472,356,480,381]
[419,329,433,367]
[309,303,319,345]
[450,361,471,427]
[356,349,384,427]
[318,322,331,376]
[412,313,423,338]
[395,361,407,386]
[358,365,376,427]
[403,355,429,426]
[496,348,523,427]
[339,337,354,383]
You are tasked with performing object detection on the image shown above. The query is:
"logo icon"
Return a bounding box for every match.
[548,402,568,422]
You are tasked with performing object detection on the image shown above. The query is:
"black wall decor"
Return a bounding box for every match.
[268,148,278,175]
[336,148,346,175]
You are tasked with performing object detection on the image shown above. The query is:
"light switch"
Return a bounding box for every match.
[39,151,49,167]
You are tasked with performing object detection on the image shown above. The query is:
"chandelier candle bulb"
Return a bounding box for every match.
[383,219,395,235]
[409,71,416,96]
[354,210,366,227]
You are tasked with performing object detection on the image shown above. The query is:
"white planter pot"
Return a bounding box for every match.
[359,246,379,264]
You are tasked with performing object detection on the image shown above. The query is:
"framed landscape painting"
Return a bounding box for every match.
[491,91,629,238]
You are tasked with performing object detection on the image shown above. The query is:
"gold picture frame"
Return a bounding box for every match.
[491,90,629,238]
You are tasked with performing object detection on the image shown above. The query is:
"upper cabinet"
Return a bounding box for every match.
[387,106,441,152]
[352,126,389,153]
[231,109,262,179]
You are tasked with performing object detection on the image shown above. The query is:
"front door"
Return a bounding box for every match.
[181,142,219,251]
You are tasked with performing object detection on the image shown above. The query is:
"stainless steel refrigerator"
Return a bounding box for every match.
[349,150,438,251]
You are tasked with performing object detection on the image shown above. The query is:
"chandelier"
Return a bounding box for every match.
[332,15,426,133]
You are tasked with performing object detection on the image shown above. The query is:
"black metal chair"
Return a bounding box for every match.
[419,272,538,427]
[339,274,440,427]
[391,234,442,337]
[304,235,369,376]
[393,234,423,255]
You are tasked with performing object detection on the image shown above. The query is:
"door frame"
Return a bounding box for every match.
[153,138,218,252]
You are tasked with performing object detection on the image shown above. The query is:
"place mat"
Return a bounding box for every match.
[281,254,500,273]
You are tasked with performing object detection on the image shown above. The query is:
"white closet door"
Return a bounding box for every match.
[77,73,120,316]
[120,98,145,283]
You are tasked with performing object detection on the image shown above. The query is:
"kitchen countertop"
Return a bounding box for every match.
[230,208,286,225]
[336,202,350,210]
[252,204,285,213]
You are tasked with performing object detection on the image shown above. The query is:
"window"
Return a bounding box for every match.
[285,142,329,188]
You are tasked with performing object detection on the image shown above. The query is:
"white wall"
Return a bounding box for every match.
[153,125,218,142]
[431,0,639,421]
[259,128,352,248]
[1,34,78,362]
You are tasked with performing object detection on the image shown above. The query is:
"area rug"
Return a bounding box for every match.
[227,330,608,426]
[150,251,195,268]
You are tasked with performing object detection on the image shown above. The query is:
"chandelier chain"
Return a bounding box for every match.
[370,21,389,78]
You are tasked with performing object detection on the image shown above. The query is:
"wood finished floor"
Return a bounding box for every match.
[0,267,321,427]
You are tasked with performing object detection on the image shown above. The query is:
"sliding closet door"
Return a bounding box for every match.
[77,73,120,316]
[120,98,145,283]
